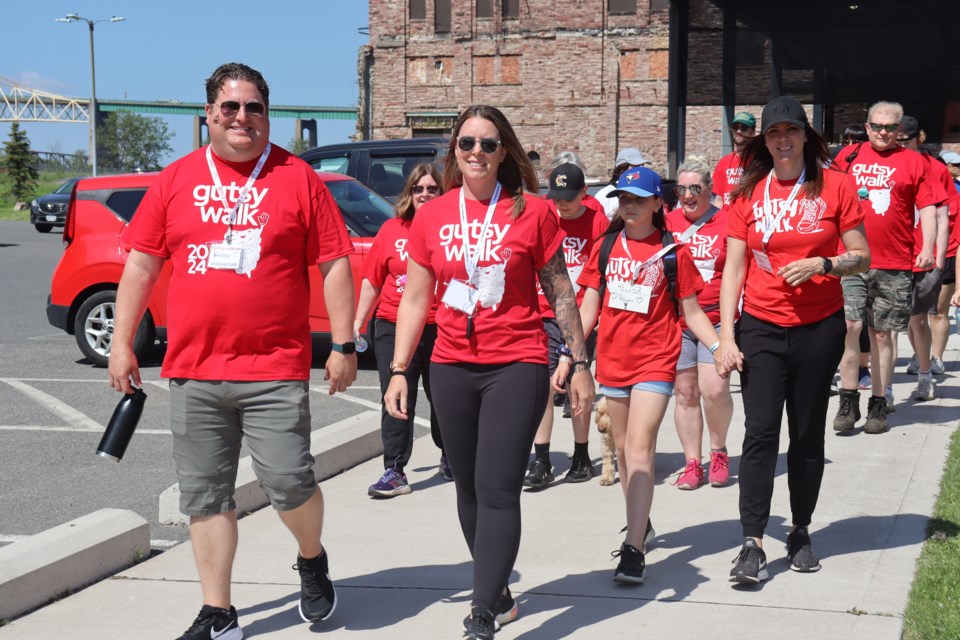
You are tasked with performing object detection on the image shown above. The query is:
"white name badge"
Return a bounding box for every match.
[752,249,774,274]
[208,243,244,270]
[442,279,480,315]
[608,281,652,314]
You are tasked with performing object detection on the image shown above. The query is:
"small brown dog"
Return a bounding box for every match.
[595,397,617,486]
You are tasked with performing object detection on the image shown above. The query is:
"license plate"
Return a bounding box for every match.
[45,215,57,222]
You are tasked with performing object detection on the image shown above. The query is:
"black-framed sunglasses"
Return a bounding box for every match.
[412,185,440,195]
[457,135,501,154]
[731,123,753,133]
[867,122,898,133]
[675,184,704,196]
[216,101,266,118]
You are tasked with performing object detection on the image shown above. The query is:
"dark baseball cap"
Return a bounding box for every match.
[547,163,586,200]
[761,96,809,134]
[898,116,920,141]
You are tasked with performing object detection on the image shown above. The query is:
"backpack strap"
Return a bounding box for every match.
[597,232,618,301]
[659,228,680,318]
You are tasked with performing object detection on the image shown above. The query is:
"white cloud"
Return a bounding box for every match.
[15,72,73,95]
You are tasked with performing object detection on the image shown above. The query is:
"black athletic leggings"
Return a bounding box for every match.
[429,361,549,613]
[736,310,845,539]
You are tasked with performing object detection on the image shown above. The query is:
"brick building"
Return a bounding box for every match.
[361,0,960,180]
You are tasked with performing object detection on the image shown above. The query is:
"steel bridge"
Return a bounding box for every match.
[0,77,358,148]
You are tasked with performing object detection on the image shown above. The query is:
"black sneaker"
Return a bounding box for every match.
[619,518,655,547]
[786,527,821,572]
[464,606,497,639]
[611,543,647,584]
[562,395,572,419]
[522,459,554,490]
[564,455,593,483]
[293,551,336,622]
[494,587,518,626]
[552,391,565,407]
[177,605,242,640]
[729,538,768,584]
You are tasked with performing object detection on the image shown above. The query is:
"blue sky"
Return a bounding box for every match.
[4,1,369,162]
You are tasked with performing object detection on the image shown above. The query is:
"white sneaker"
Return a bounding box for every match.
[931,356,945,375]
[913,374,935,402]
[885,385,895,413]
[906,355,919,375]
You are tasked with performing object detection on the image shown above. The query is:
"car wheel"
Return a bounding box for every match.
[35,223,53,233]
[73,290,156,367]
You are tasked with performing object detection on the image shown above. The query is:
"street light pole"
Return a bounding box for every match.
[55,14,125,177]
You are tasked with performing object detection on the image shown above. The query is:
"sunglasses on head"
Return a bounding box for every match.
[867,122,899,133]
[457,135,501,154]
[216,101,266,118]
[675,184,703,196]
[412,185,440,195]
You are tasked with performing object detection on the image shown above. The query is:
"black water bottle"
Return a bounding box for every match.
[96,387,147,462]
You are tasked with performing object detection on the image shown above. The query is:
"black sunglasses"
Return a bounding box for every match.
[216,101,266,118]
[731,123,753,133]
[675,184,704,196]
[867,122,898,133]
[457,136,501,154]
[412,185,440,195]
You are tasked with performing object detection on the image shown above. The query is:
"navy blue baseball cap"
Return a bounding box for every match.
[607,166,663,198]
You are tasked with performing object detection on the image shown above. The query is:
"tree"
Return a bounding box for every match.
[288,137,310,155]
[1,122,40,203]
[97,112,174,173]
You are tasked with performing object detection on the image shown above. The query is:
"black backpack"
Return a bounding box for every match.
[597,228,680,317]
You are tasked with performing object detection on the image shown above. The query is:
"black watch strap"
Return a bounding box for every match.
[822,257,833,275]
[331,341,356,355]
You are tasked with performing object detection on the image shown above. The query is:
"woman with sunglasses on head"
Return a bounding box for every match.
[555,166,722,585]
[355,163,449,499]
[384,105,594,639]
[664,156,735,491]
[718,96,869,584]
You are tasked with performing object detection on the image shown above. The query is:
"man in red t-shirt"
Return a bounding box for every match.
[107,63,357,639]
[937,151,960,361]
[834,101,938,433]
[897,118,950,400]
[712,111,757,207]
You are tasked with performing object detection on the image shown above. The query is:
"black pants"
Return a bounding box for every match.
[430,362,548,613]
[736,310,845,538]
[374,320,442,471]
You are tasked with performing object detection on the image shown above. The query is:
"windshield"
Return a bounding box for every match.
[324,178,393,237]
[54,178,80,195]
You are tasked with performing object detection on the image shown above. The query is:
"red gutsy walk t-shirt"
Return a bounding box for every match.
[727,169,864,327]
[911,153,952,269]
[713,152,746,206]
[362,217,437,324]
[406,188,564,365]
[666,206,730,326]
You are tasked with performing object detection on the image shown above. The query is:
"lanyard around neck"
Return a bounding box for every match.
[206,143,272,243]
[458,182,502,279]
[761,168,805,249]
[677,205,718,243]
[619,230,677,282]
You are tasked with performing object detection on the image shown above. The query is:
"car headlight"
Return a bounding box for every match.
[31,200,39,210]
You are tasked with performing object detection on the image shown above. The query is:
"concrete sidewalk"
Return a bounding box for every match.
[3,335,958,639]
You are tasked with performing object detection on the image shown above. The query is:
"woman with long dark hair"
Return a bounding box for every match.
[383,105,594,639]
[718,96,870,584]
[355,163,449,498]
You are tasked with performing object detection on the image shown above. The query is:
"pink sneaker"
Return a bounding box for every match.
[709,449,730,487]
[675,458,704,490]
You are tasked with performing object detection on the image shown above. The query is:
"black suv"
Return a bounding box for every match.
[30,177,82,233]
[299,138,448,203]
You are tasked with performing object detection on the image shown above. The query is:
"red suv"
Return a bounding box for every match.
[47,171,391,366]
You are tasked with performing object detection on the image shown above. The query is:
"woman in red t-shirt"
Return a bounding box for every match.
[383,105,595,638]
[665,155,735,491]
[354,163,449,498]
[558,166,722,586]
[718,96,870,584]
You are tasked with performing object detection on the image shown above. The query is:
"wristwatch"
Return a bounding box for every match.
[331,342,356,355]
[821,257,833,275]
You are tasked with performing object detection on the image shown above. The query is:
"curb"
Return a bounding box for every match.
[158,411,384,526]
[0,508,149,621]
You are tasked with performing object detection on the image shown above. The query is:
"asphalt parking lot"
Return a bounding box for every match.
[0,220,429,552]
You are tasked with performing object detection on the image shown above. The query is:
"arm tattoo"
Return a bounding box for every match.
[538,248,588,361]
[832,251,866,277]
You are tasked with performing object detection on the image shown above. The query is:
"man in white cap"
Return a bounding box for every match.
[595,147,648,220]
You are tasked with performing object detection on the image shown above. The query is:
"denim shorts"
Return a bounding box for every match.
[599,381,674,398]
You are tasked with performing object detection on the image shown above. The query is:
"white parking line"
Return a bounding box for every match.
[150,539,180,548]
[312,387,430,427]
[0,426,171,434]
[1,379,102,431]
[0,534,27,543]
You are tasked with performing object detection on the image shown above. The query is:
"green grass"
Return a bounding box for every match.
[903,427,960,640]
[0,172,83,220]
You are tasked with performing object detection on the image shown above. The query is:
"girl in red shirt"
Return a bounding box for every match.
[354,163,448,498]
[558,166,722,585]
[719,96,869,584]
[383,105,594,640]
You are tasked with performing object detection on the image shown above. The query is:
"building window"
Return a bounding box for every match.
[436,0,452,32]
[502,0,520,18]
[473,55,521,85]
[650,0,670,11]
[477,0,493,18]
[608,0,637,15]
[409,0,426,20]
